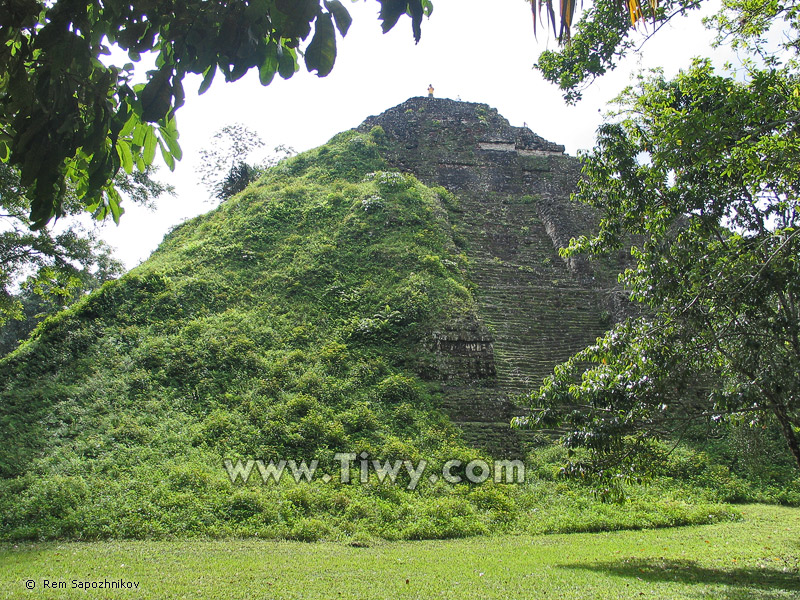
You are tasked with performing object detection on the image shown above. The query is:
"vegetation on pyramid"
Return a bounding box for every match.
[0,104,794,542]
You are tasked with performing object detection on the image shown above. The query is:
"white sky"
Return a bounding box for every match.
[98,0,735,269]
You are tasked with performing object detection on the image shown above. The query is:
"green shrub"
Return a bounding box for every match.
[375,375,422,404]
[289,518,331,542]
[403,497,487,540]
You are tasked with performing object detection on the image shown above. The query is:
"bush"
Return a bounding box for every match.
[375,375,422,404]
[289,518,331,542]
[403,497,487,540]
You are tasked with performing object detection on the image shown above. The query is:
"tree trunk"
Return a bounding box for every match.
[773,401,800,473]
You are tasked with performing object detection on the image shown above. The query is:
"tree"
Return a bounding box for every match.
[0,240,123,356]
[197,123,264,199]
[531,0,703,102]
[196,123,296,203]
[517,6,800,476]
[0,161,173,327]
[0,0,432,229]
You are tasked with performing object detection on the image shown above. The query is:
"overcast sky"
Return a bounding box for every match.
[99,0,734,268]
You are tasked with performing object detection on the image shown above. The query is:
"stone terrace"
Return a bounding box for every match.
[360,98,623,457]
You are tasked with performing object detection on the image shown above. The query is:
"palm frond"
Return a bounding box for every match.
[525,0,658,44]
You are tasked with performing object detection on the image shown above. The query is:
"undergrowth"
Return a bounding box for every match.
[0,126,795,542]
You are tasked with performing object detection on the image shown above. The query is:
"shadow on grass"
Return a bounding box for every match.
[561,558,800,599]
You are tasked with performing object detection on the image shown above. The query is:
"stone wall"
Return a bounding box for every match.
[359,97,625,456]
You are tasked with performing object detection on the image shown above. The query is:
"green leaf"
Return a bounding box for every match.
[275,0,318,39]
[305,13,336,77]
[277,45,297,79]
[378,0,406,33]
[158,138,176,171]
[143,127,157,165]
[408,0,424,43]
[198,65,216,95]
[117,140,134,174]
[158,119,182,160]
[107,187,124,224]
[376,0,426,42]
[119,112,137,138]
[140,67,173,123]
[88,149,111,194]
[259,42,279,85]
[324,0,352,36]
[172,75,186,114]
[132,122,147,147]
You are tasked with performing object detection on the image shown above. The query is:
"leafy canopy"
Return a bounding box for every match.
[0,162,172,327]
[518,4,800,477]
[0,0,432,229]
[530,0,701,102]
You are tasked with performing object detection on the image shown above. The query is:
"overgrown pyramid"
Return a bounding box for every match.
[359,98,622,455]
[0,98,623,539]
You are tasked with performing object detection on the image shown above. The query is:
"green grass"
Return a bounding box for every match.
[1,505,797,599]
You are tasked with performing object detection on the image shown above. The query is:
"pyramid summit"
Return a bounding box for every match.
[362,96,566,155]
[0,98,624,540]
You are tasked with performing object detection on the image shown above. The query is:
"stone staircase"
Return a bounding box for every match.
[446,191,611,456]
[361,97,622,457]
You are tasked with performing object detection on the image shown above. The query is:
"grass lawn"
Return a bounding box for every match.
[1,504,798,600]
